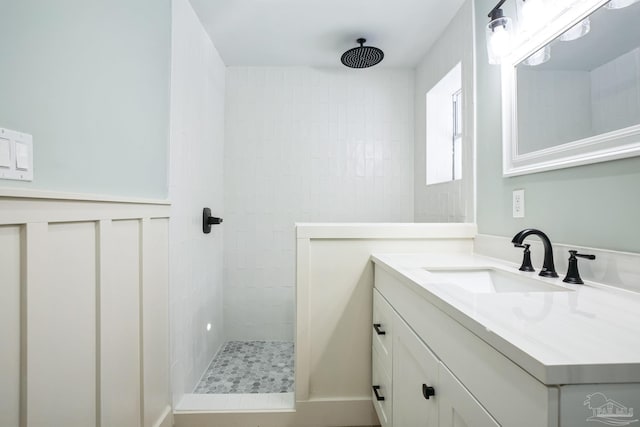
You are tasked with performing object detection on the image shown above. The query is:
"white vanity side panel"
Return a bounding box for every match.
[375,265,559,427]
[559,383,640,427]
[0,225,21,427]
[27,222,97,426]
[142,218,171,427]
[100,219,141,427]
[301,237,473,401]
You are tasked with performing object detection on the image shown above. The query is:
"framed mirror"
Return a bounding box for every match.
[501,0,640,176]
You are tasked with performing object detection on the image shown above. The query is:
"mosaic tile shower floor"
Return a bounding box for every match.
[194,341,294,394]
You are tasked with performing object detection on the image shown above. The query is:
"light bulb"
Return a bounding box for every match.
[523,45,551,66]
[605,0,640,8]
[486,16,513,64]
[491,26,511,57]
[559,18,591,41]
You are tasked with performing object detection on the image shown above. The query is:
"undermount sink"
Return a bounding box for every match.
[425,268,572,294]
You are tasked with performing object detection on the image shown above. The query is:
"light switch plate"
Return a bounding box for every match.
[0,128,33,181]
[0,138,10,168]
[15,141,29,170]
[513,189,525,218]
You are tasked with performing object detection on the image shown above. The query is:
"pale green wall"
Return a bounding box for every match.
[474,0,640,253]
[0,0,171,198]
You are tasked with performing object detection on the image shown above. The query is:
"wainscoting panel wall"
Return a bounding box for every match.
[0,225,21,427]
[142,218,171,427]
[27,221,97,425]
[100,219,141,426]
[0,190,172,427]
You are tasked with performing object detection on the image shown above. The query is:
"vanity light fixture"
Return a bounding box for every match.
[605,0,640,9]
[485,0,555,65]
[486,0,513,64]
[559,17,591,41]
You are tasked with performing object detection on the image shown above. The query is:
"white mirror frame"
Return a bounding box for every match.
[501,0,640,177]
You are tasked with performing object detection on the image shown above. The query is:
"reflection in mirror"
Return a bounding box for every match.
[516,1,640,155]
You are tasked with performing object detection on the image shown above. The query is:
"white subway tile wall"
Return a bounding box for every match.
[224,67,415,340]
[169,0,226,405]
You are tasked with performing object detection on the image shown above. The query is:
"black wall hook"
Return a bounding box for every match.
[203,208,223,234]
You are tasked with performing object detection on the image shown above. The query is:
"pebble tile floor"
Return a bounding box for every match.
[194,341,294,394]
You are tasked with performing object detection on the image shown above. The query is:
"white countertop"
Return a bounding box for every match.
[371,252,640,385]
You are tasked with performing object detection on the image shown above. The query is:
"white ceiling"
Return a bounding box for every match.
[188,0,467,68]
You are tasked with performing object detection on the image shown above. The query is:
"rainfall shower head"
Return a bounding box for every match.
[341,38,384,69]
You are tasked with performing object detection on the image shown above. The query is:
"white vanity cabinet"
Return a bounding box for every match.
[372,253,640,427]
[372,265,559,427]
[373,287,500,427]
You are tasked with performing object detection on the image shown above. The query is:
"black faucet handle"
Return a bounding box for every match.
[570,250,596,260]
[563,250,595,285]
[515,243,535,272]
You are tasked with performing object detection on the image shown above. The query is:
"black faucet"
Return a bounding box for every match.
[511,229,558,278]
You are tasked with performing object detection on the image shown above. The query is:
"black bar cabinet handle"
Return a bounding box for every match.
[422,384,435,400]
[372,385,385,401]
[373,323,386,335]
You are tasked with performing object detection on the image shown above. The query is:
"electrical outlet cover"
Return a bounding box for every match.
[513,189,525,218]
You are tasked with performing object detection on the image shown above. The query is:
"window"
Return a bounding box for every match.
[426,63,462,185]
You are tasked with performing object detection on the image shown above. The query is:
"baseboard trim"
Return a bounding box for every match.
[173,398,379,427]
[153,405,173,427]
[175,392,295,411]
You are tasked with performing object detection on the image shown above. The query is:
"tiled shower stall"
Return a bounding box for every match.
[170,0,415,403]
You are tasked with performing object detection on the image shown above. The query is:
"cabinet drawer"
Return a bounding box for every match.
[373,289,394,376]
[372,347,393,427]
